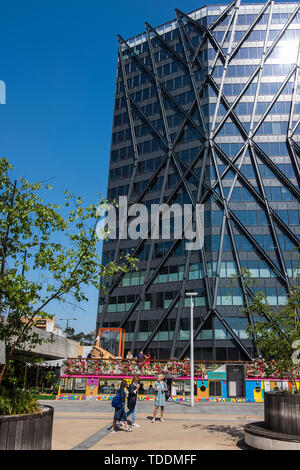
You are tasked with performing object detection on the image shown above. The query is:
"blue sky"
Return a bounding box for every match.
[0,0,291,333]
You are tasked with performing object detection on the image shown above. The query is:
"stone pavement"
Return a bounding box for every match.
[40,400,264,450]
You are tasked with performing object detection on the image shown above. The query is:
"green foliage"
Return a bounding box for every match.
[234,267,300,392]
[44,370,56,383]
[66,328,95,345]
[35,394,56,400]
[0,158,138,386]
[0,388,40,415]
[1,356,44,391]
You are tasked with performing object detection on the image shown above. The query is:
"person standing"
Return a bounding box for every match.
[111,380,132,433]
[144,352,151,364]
[137,350,145,363]
[126,375,140,428]
[151,373,168,423]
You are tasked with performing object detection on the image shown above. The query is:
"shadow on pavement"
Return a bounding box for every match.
[170,400,191,408]
[182,423,250,449]
[236,439,252,450]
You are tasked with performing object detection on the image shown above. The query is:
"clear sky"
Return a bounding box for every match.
[0,0,292,333]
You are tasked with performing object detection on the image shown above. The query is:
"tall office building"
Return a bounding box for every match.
[97,1,300,360]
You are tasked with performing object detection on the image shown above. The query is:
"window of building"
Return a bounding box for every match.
[209,380,222,396]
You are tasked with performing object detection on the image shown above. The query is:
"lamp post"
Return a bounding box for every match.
[185,292,197,407]
[59,318,77,332]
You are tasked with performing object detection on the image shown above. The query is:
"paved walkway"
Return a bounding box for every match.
[40,400,264,450]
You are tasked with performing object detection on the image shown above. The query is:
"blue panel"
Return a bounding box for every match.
[222,381,227,398]
[245,380,257,401]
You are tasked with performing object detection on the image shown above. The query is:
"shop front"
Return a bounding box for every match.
[56,359,299,402]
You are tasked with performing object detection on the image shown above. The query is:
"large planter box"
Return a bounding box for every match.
[0,405,53,450]
[265,392,300,436]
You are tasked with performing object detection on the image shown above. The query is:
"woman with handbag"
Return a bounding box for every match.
[151,373,168,423]
[110,380,132,433]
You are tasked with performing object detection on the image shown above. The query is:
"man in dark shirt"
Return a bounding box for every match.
[126,375,141,428]
[137,350,145,362]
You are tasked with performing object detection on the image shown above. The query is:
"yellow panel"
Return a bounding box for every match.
[197,382,209,398]
[253,384,263,401]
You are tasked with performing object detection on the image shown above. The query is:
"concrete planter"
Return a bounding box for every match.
[264,392,300,436]
[0,405,53,450]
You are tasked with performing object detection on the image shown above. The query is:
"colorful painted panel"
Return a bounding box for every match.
[86,378,99,396]
[197,380,209,398]
[222,380,227,399]
[56,395,86,400]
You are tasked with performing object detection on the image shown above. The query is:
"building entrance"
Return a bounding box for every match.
[226,364,245,398]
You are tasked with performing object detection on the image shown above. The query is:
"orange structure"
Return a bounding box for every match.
[97,328,125,358]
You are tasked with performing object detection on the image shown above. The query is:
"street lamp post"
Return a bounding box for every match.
[185,292,197,408]
[59,318,77,332]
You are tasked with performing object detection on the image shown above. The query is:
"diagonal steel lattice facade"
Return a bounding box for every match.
[97,0,300,361]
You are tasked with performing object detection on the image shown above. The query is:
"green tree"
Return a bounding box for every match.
[82,330,96,345]
[234,267,300,392]
[0,158,137,385]
[65,328,95,345]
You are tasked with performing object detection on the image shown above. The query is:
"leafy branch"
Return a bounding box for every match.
[0,158,138,385]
